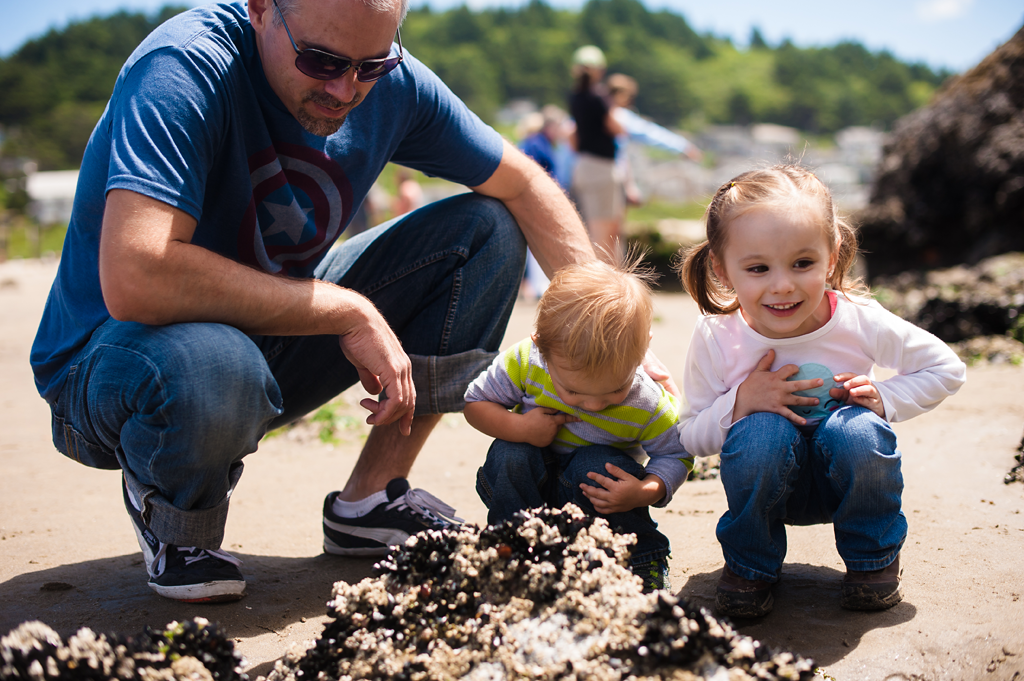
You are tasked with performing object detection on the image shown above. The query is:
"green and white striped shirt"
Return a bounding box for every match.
[465,338,692,506]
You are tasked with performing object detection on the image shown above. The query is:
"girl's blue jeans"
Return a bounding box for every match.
[48,194,526,549]
[475,440,671,566]
[718,407,906,583]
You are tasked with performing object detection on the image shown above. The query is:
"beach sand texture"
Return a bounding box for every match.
[1,258,1022,680]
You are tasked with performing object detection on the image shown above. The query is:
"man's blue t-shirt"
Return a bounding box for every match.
[30,2,504,402]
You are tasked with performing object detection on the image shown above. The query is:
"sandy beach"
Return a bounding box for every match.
[1,257,1022,680]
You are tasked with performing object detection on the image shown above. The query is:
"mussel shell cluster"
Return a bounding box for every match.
[267,504,815,681]
[1,617,245,681]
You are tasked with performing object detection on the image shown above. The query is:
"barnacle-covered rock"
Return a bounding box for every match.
[266,504,815,681]
[0,618,245,681]
[871,252,1024,346]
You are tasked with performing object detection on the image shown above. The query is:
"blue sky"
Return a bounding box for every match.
[1,0,1020,72]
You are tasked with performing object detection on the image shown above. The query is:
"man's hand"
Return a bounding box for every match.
[642,348,680,398]
[830,372,885,418]
[100,191,420,434]
[581,464,665,514]
[338,306,415,435]
[734,349,823,426]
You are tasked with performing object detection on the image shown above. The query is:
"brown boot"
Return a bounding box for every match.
[841,554,903,611]
[715,565,775,618]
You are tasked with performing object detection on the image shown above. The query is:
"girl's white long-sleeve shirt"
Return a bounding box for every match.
[678,293,967,457]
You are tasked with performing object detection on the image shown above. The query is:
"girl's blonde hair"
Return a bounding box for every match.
[535,250,655,379]
[675,163,864,315]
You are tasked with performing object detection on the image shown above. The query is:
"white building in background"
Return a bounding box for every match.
[26,170,79,225]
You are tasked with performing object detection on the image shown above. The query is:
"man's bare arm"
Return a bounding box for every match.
[99,189,370,333]
[470,148,679,394]
[98,188,415,433]
[470,140,595,276]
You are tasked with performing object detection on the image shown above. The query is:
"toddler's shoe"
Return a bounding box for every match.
[841,553,903,610]
[631,558,671,593]
[715,565,774,618]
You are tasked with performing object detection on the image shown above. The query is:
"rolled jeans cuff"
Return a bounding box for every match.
[411,349,497,414]
[630,546,671,566]
[121,455,243,549]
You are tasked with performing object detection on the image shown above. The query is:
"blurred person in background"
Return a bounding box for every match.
[607,74,703,166]
[391,167,424,216]
[347,181,387,236]
[518,105,572,189]
[568,45,625,260]
[606,73,703,232]
[517,104,572,298]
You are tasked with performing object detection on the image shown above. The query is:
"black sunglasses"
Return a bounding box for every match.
[272,0,403,82]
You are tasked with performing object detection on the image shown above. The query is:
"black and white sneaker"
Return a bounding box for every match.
[123,479,246,603]
[323,478,463,556]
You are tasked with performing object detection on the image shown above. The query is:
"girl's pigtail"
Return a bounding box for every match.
[831,214,868,297]
[676,241,733,315]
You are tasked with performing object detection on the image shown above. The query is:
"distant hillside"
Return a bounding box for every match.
[0,0,952,170]
[0,6,190,170]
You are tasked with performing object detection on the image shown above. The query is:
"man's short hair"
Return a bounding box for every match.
[534,253,655,380]
[275,0,409,27]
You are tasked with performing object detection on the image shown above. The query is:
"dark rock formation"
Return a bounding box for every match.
[872,252,1024,350]
[856,25,1024,279]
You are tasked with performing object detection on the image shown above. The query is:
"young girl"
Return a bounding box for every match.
[676,164,966,618]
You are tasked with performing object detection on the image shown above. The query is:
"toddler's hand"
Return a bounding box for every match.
[830,373,885,418]
[581,464,664,514]
[521,407,579,447]
[734,349,824,426]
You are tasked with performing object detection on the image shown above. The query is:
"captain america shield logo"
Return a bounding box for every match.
[238,141,353,276]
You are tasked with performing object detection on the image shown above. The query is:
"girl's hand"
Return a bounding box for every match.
[521,407,580,447]
[734,349,824,426]
[830,373,885,418]
[581,464,665,514]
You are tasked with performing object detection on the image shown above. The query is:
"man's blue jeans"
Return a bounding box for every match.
[49,194,526,549]
[475,440,671,566]
[717,407,906,583]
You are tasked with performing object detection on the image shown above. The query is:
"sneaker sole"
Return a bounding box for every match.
[322,517,411,556]
[323,535,393,557]
[149,581,246,603]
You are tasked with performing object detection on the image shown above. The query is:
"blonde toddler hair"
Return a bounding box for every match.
[534,252,655,379]
[676,163,864,315]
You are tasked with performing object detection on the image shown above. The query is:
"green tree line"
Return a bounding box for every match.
[0,0,952,171]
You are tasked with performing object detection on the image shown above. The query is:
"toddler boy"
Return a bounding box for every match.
[464,258,691,591]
